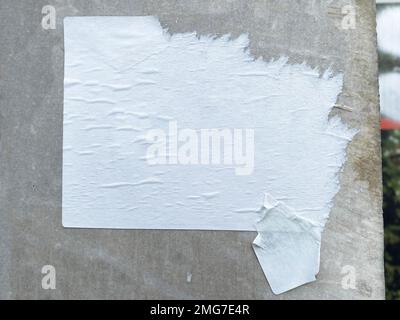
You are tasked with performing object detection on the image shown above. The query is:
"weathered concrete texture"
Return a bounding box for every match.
[0,0,384,299]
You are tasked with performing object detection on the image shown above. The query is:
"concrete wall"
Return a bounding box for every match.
[0,0,384,299]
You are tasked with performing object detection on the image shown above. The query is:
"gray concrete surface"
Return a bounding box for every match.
[0,0,384,299]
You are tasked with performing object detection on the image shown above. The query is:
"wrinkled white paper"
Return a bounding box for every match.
[63,16,355,293]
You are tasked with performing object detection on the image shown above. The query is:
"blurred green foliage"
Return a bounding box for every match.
[379,51,400,74]
[382,130,400,300]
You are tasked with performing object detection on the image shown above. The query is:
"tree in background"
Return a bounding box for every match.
[382,130,400,299]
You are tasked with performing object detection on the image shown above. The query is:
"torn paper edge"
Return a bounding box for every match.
[253,193,324,294]
[249,92,356,294]
[253,115,356,294]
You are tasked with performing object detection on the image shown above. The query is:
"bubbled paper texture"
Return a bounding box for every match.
[63,16,356,294]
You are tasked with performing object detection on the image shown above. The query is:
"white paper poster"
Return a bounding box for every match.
[63,16,355,293]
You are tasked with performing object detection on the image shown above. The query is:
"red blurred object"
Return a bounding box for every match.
[381,117,400,130]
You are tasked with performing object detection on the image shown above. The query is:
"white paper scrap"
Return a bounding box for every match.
[253,194,324,294]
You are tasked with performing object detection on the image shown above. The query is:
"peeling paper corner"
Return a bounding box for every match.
[253,117,357,294]
[253,194,324,294]
[250,97,357,295]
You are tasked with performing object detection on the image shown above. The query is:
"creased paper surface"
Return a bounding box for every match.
[63,16,356,293]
